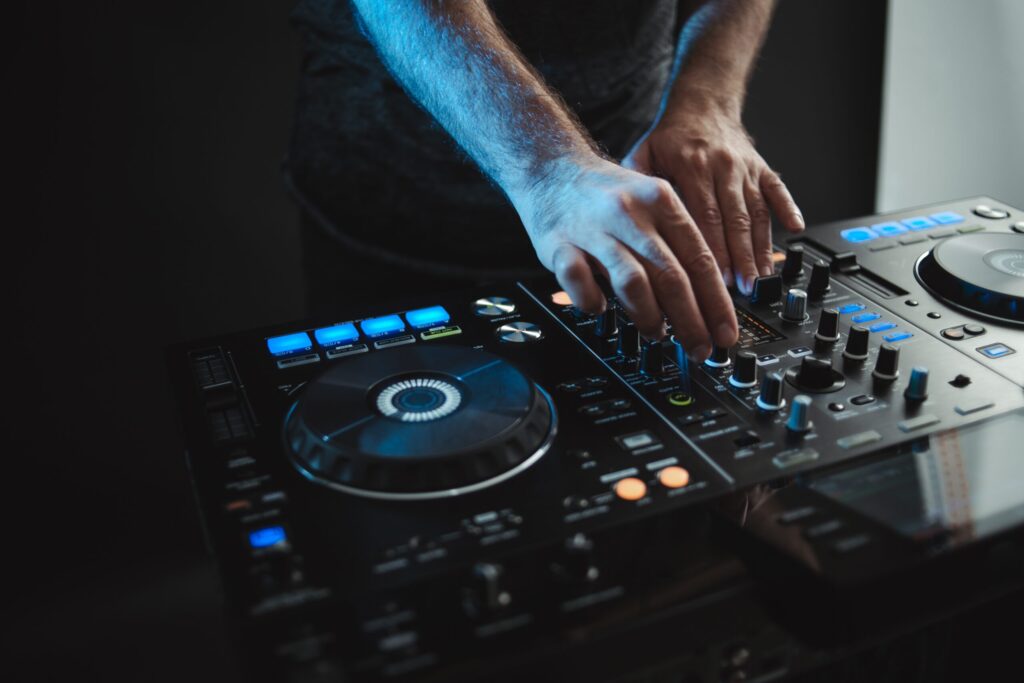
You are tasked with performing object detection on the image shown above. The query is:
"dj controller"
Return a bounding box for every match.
[169,197,1024,681]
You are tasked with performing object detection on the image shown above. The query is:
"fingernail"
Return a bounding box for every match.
[794,212,805,230]
[722,267,733,288]
[738,275,753,296]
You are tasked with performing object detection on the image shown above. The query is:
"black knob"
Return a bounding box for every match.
[705,345,731,368]
[781,245,805,282]
[594,307,618,338]
[796,356,836,391]
[640,339,664,375]
[670,336,692,394]
[843,325,870,361]
[756,371,786,411]
[730,350,758,388]
[873,343,900,381]
[617,323,640,356]
[560,533,599,583]
[464,562,510,618]
[815,308,840,343]
[808,260,831,298]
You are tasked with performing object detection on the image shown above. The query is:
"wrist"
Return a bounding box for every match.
[507,149,606,227]
[661,83,744,128]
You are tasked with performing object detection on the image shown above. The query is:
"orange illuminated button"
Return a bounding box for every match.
[614,477,648,501]
[658,466,690,489]
[772,251,787,263]
[551,290,573,306]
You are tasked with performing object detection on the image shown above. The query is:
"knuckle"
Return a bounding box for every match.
[712,149,737,169]
[699,205,723,226]
[686,150,709,173]
[728,212,753,232]
[750,204,771,223]
[650,179,676,206]
[762,172,786,191]
[683,250,719,276]
[652,264,686,294]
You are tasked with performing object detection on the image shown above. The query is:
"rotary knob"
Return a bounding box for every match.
[640,339,664,375]
[815,308,840,343]
[782,288,809,322]
[873,343,901,381]
[904,366,929,402]
[670,336,692,395]
[594,307,618,338]
[705,345,731,368]
[786,394,814,434]
[843,325,870,361]
[756,371,786,412]
[473,296,516,317]
[781,244,805,283]
[617,323,640,356]
[797,357,836,390]
[808,260,831,298]
[497,321,544,343]
[729,350,758,389]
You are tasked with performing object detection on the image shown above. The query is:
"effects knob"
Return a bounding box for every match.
[756,371,786,412]
[904,367,929,402]
[497,321,544,343]
[729,350,758,389]
[640,339,665,375]
[781,288,809,322]
[670,336,692,395]
[808,260,831,298]
[843,325,870,361]
[793,356,840,392]
[872,343,901,381]
[560,533,599,583]
[780,244,805,282]
[464,562,511,618]
[815,308,840,343]
[618,323,640,356]
[594,307,618,338]
[705,345,731,368]
[786,394,814,434]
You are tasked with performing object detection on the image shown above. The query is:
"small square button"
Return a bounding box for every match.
[901,216,938,231]
[617,431,658,450]
[929,211,965,225]
[977,343,1015,359]
[871,222,908,237]
[852,312,881,324]
[840,227,878,243]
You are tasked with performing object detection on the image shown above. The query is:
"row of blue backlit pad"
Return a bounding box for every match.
[265,305,451,356]
[840,211,965,243]
[838,303,913,343]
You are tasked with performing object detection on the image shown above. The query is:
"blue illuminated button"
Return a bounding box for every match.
[249,525,287,549]
[929,211,964,225]
[360,314,406,338]
[267,332,313,357]
[851,312,881,324]
[901,216,937,231]
[838,303,866,315]
[871,222,908,237]
[405,305,451,329]
[869,321,897,333]
[314,323,359,347]
[840,227,877,243]
[883,331,913,343]
[978,343,1014,359]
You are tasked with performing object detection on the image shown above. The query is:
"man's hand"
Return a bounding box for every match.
[514,156,738,358]
[624,106,803,295]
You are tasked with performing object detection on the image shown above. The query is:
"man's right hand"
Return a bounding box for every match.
[513,156,739,360]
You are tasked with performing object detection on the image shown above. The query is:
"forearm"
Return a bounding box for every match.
[350,0,596,204]
[663,0,776,122]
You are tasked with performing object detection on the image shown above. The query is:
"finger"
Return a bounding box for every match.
[761,169,804,233]
[715,162,758,295]
[744,178,775,277]
[651,194,739,349]
[587,235,666,340]
[551,242,606,314]
[676,153,733,287]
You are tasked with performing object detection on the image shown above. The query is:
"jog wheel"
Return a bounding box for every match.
[915,233,1023,326]
[283,345,555,499]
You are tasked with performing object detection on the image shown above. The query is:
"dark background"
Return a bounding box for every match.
[1,1,931,680]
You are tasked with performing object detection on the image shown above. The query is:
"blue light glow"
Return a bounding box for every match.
[405,305,451,329]
[249,526,287,549]
[267,332,313,356]
[929,211,964,225]
[360,314,406,338]
[838,303,866,315]
[840,227,877,243]
[852,312,881,324]
[979,344,1013,358]
[884,332,913,342]
[869,322,897,333]
[315,323,359,347]
[901,216,937,231]
[871,222,908,237]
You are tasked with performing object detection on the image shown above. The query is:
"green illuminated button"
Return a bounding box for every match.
[420,325,463,341]
[668,392,694,407]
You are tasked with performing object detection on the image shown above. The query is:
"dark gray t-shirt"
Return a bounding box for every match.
[287,0,680,275]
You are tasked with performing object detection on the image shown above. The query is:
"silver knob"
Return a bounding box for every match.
[782,288,809,322]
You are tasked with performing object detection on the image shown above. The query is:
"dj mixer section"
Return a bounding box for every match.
[169,197,1023,681]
